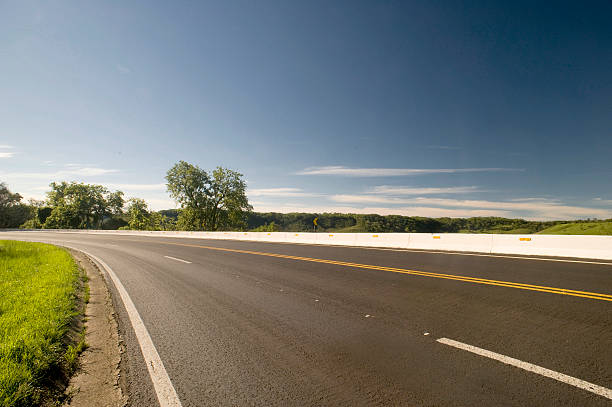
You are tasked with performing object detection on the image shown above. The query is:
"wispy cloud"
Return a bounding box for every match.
[296,166,523,177]
[0,166,118,180]
[116,64,132,74]
[106,183,166,191]
[593,197,612,205]
[248,187,320,198]
[0,152,15,158]
[426,145,461,150]
[371,186,480,195]
[331,195,415,204]
[328,195,612,220]
[0,145,14,149]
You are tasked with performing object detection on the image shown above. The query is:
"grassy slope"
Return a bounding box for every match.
[0,241,80,406]
[537,221,612,235]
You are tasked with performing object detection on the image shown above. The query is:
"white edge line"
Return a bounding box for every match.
[73,247,183,407]
[163,255,192,264]
[437,337,612,400]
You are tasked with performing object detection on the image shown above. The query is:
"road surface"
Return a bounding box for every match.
[2,231,611,406]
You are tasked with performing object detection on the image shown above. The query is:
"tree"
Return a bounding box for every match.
[165,161,252,231]
[0,183,34,228]
[166,161,210,230]
[125,198,151,230]
[207,167,252,230]
[107,191,125,216]
[44,182,124,229]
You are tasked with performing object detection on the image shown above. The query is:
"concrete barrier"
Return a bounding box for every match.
[354,233,409,248]
[490,234,612,260]
[4,229,612,261]
[408,233,494,253]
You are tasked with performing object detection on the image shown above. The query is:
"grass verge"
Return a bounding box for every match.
[0,240,87,406]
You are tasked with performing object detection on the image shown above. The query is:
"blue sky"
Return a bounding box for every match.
[1,1,611,220]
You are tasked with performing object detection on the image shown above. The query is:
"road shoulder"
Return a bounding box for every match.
[65,250,127,407]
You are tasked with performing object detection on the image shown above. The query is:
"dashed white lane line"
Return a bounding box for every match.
[80,249,183,407]
[164,255,192,264]
[437,337,612,400]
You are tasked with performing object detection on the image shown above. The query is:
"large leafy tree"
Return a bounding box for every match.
[0,183,33,228]
[166,161,209,230]
[44,182,125,229]
[165,161,252,230]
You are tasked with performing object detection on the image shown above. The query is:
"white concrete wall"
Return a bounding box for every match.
[11,229,612,260]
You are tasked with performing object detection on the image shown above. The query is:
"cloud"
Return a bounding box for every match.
[593,198,612,205]
[296,166,523,177]
[426,145,461,150]
[0,145,14,149]
[248,187,321,198]
[326,195,612,220]
[106,183,166,191]
[142,198,177,211]
[331,195,415,204]
[0,166,118,180]
[116,64,132,74]
[0,152,15,158]
[371,186,480,195]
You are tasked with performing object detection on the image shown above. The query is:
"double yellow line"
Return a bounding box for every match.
[166,242,612,302]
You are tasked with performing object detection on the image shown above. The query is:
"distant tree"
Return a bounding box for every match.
[0,183,34,228]
[165,161,252,230]
[251,221,281,232]
[123,198,174,231]
[125,198,151,230]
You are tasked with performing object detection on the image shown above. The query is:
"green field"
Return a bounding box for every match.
[537,221,612,235]
[0,241,82,407]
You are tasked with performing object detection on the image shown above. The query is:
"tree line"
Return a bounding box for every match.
[2,160,609,233]
[0,161,251,231]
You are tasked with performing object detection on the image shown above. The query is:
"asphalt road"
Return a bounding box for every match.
[3,231,611,406]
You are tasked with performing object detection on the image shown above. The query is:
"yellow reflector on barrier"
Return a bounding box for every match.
[433,236,441,239]
[520,237,532,241]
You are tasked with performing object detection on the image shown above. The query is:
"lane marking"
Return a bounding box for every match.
[163,255,192,264]
[437,337,612,400]
[163,242,612,302]
[270,243,612,266]
[75,248,183,407]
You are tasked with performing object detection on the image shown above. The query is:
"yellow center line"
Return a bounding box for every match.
[164,242,612,302]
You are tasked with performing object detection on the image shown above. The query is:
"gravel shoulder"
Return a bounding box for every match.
[65,250,127,407]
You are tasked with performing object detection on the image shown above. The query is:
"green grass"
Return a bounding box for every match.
[0,241,81,407]
[537,221,612,235]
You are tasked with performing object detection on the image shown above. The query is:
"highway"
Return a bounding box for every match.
[3,231,611,406]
